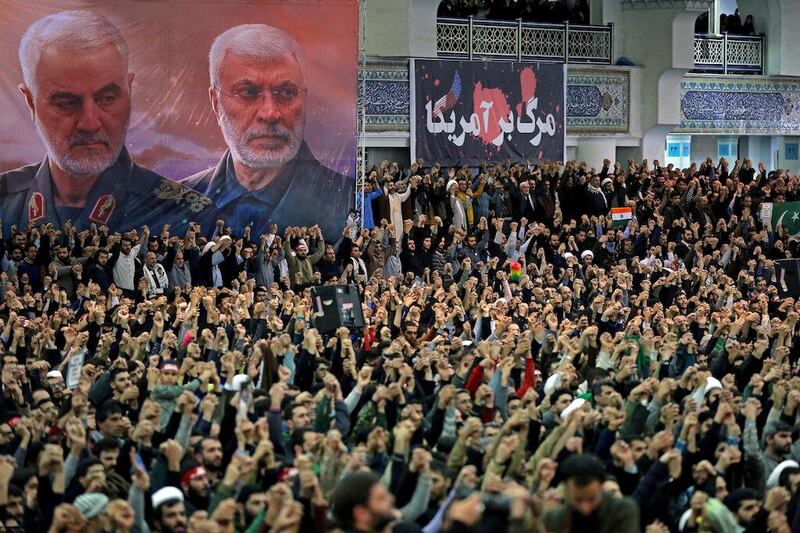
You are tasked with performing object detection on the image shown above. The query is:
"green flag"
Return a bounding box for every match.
[762,201,800,236]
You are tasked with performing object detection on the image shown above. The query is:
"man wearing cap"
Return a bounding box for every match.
[562,251,576,270]
[688,375,723,412]
[445,177,467,232]
[151,486,188,533]
[282,226,324,289]
[179,463,211,516]
[198,234,233,288]
[601,176,615,204]
[73,492,110,532]
[580,174,608,217]
[766,459,800,490]
[580,249,594,268]
[46,369,67,404]
[0,415,22,456]
[151,360,201,431]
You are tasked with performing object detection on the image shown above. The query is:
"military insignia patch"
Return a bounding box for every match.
[28,192,45,222]
[153,179,212,213]
[89,194,116,224]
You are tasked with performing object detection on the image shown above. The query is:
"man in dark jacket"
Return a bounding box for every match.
[401,238,424,277]
[545,454,640,533]
[87,249,113,293]
[582,175,609,217]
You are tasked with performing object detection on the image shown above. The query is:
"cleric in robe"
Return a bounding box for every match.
[0,11,211,236]
[181,24,354,238]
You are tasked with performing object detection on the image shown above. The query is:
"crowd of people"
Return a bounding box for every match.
[696,9,757,36]
[1,154,800,533]
[720,10,757,36]
[437,0,590,24]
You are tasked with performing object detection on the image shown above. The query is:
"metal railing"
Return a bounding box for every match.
[436,17,613,64]
[692,33,764,75]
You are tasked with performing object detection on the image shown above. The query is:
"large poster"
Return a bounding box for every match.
[0,0,357,238]
[411,59,565,167]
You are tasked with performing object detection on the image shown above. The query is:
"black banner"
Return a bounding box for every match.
[412,59,565,166]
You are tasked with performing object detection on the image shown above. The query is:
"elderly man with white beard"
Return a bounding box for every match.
[182,24,353,238]
[0,10,211,234]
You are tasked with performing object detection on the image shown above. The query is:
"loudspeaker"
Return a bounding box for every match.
[310,284,365,332]
[776,259,800,297]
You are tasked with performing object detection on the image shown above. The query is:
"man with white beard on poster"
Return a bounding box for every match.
[183,24,354,238]
[0,10,211,234]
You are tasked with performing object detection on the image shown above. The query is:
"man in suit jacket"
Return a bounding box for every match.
[509,179,537,222]
[544,454,640,533]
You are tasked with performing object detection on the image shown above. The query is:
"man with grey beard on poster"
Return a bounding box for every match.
[0,10,211,234]
[183,24,354,239]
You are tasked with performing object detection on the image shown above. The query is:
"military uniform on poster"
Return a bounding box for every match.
[0,149,211,235]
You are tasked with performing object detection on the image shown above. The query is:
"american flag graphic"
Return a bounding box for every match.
[432,72,461,117]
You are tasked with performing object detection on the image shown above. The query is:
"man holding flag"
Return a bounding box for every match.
[762,200,800,238]
[611,205,633,227]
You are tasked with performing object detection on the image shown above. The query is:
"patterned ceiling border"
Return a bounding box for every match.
[676,76,800,134]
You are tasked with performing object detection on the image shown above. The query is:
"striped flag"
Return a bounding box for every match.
[611,207,633,227]
[433,72,462,117]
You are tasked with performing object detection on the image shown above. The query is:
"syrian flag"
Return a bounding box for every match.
[611,207,633,227]
[762,201,800,237]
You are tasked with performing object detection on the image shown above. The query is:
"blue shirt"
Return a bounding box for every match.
[356,188,383,229]
[211,155,293,230]
[181,143,354,240]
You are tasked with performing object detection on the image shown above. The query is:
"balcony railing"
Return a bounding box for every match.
[692,33,764,75]
[436,17,613,64]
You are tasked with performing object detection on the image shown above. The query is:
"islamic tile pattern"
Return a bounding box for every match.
[361,60,410,132]
[677,76,800,134]
[566,70,630,134]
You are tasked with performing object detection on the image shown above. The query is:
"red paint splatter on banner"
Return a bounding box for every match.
[516,67,538,115]
[473,82,511,146]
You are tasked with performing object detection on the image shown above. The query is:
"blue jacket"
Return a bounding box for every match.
[181,142,354,239]
[356,188,383,229]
